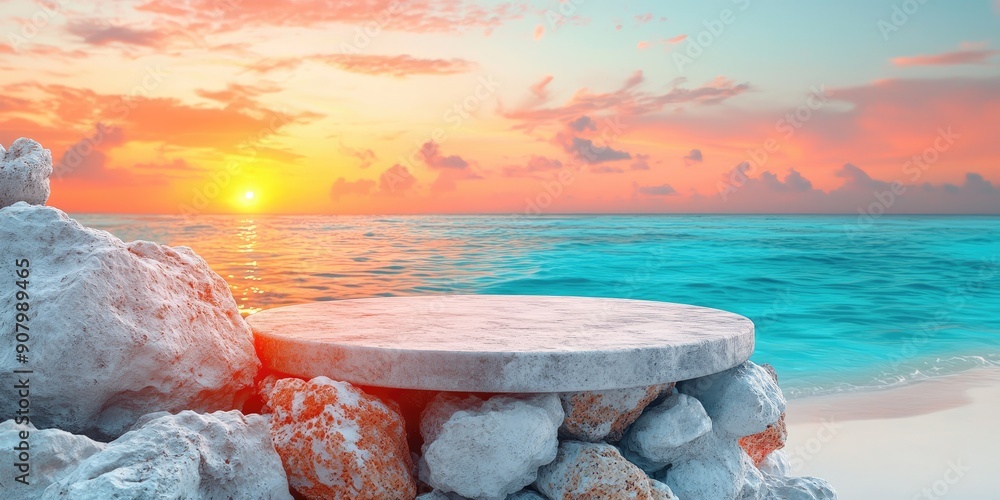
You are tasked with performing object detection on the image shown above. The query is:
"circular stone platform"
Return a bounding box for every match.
[248,295,754,393]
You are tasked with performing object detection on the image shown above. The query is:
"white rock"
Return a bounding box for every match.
[0,138,52,208]
[0,420,105,499]
[654,431,754,500]
[419,394,562,500]
[759,449,791,476]
[420,393,484,445]
[0,205,260,439]
[678,361,786,438]
[535,441,669,499]
[620,391,712,470]
[41,410,291,499]
[764,474,837,499]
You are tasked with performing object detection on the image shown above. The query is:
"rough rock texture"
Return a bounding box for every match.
[264,376,416,499]
[558,383,670,442]
[0,204,259,439]
[0,420,106,498]
[652,431,755,500]
[620,391,712,471]
[762,474,838,499]
[678,361,786,438]
[42,411,291,499]
[740,412,787,466]
[0,138,52,208]
[419,393,562,500]
[644,362,835,499]
[760,450,792,478]
[534,441,674,499]
[739,363,787,465]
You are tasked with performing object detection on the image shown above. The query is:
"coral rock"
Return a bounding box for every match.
[535,441,671,499]
[0,420,105,498]
[42,410,291,499]
[678,361,786,438]
[620,391,713,471]
[0,138,52,208]
[265,377,416,499]
[558,383,670,442]
[740,412,787,466]
[419,394,562,500]
[0,205,259,439]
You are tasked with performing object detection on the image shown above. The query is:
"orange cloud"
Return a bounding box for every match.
[136,0,528,34]
[330,177,376,200]
[314,54,475,78]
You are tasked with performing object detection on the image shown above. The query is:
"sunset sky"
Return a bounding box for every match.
[1,0,999,214]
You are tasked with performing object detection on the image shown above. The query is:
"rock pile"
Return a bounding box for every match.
[0,137,836,499]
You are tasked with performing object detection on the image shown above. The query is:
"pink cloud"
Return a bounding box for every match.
[530,75,554,100]
[66,20,167,47]
[666,34,688,44]
[136,0,529,34]
[419,141,470,169]
[505,72,751,132]
[891,46,999,66]
[378,164,417,194]
[534,24,545,41]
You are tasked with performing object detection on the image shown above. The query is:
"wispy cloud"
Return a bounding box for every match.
[66,20,166,47]
[315,54,475,78]
[891,44,998,66]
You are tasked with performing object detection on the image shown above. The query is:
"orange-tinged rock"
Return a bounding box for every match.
[559,383,672,442]
[264,376,416,499]
[739,364,786,466]
[534,441,675,499]
[739,412,787,466]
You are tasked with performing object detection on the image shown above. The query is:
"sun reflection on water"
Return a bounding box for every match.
[232,219,264,316]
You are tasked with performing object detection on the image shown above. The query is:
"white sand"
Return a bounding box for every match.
[784,368,1000,499]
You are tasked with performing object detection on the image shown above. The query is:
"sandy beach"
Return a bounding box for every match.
[785,368,1000,499]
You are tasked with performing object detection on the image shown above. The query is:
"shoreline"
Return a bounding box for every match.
[784,367,1000,499]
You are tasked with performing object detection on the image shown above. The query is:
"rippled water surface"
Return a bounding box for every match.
[74,214,1000,397]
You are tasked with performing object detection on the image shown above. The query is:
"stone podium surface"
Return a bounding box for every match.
[248,295,754,393]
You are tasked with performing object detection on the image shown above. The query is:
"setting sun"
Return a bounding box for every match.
[245,191,255,201]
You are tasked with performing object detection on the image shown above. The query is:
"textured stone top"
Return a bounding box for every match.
[248,295,754,392]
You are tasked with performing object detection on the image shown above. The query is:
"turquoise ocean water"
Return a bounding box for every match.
[75,214,1000,398]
